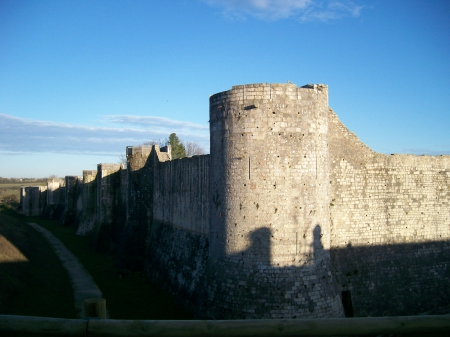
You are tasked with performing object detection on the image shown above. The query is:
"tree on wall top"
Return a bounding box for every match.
[168,133,186,159]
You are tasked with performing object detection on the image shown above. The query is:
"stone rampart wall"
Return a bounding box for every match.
[328,108,450,316]
[46,179,65,205]
[145,222,209,315]
[153,154,209,235]
[21,186,47,216]
[77,170,97,235]
[19,83,450,319]
[91,163,125,252]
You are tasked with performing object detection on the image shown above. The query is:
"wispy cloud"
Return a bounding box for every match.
[0,113,209,156]
[203,0,363,22]
[299,1,363,22]
[104,115,208,132]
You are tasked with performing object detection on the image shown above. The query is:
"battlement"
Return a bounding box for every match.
[97,163,121,171]
[83,170,97,176]
[210,83,328,108]
[126,145,152,157]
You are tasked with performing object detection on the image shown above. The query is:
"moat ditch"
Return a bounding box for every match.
[0,205,193,320]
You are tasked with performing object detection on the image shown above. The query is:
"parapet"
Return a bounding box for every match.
[126,146,152,157]
[97,163,122,171]
[126,145,172,162]
[155,145,171,162]
[83,170,97,176]
[210,82,328,108]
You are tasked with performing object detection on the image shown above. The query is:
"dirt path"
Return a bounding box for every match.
[28,223,105,318]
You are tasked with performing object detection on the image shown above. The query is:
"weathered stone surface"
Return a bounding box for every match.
[21,185,47,216]
[21,83,450,319]
[76,170,97,235]
[328,108,450,316]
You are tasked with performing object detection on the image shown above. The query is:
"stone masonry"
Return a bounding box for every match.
[22,83,450,319]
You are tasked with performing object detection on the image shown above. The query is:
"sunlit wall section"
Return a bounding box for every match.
[208,83,343,319]
[329,108,450,316]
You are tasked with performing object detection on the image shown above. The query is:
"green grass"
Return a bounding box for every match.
[0,205,75,318]
[25,216,194,320]
[1,204,194,320]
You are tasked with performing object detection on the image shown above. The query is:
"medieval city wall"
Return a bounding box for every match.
[328,108,450,316]
[153,154,210,235]
[20,185,47,216]
[19,82,450,319]
[91,163,126,252]
[41,178,65,219]
[46,178,65,206]
[76,170,97,235]
[145,152,210,316]
[118,146,157,270]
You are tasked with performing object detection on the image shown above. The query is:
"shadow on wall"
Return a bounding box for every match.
[331,237,450,317]
[205,224,344,319]
[146,217,450,319]
[228,227,272,266]
[228,225,325,267]
[233,224,450,316]
[116,149,154,271]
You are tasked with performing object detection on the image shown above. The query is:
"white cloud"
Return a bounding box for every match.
[203,0,363,22]
[104,115,209,132]
[299,1,363,22]
[0,113,209,156]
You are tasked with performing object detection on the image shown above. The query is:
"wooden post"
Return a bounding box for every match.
[84,298,106,319]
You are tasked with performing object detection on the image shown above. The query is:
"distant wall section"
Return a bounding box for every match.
[77,170,98,235]
[21,186,47,216]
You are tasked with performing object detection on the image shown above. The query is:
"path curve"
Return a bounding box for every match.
[28,223,104,318]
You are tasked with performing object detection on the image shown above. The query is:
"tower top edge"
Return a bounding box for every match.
[210,83,328,99]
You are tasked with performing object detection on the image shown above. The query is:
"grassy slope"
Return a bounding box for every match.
[25,216,194,320]
[0,205,75,318]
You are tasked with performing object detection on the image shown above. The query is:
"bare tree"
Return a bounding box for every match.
[118,154,127,168]
[185,141,205,157]
[142,139,165,147]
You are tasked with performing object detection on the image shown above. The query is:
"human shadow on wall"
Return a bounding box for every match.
[222,223,450,317]
[204,224,345,319]
[227,227,271,266]
[156,219,450,319]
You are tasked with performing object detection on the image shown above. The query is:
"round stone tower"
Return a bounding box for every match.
[208,83,343,319]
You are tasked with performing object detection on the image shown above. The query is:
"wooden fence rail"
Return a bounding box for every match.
[1,314,449,336]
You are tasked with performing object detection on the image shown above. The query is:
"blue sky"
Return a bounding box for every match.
[1,0,449,178]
